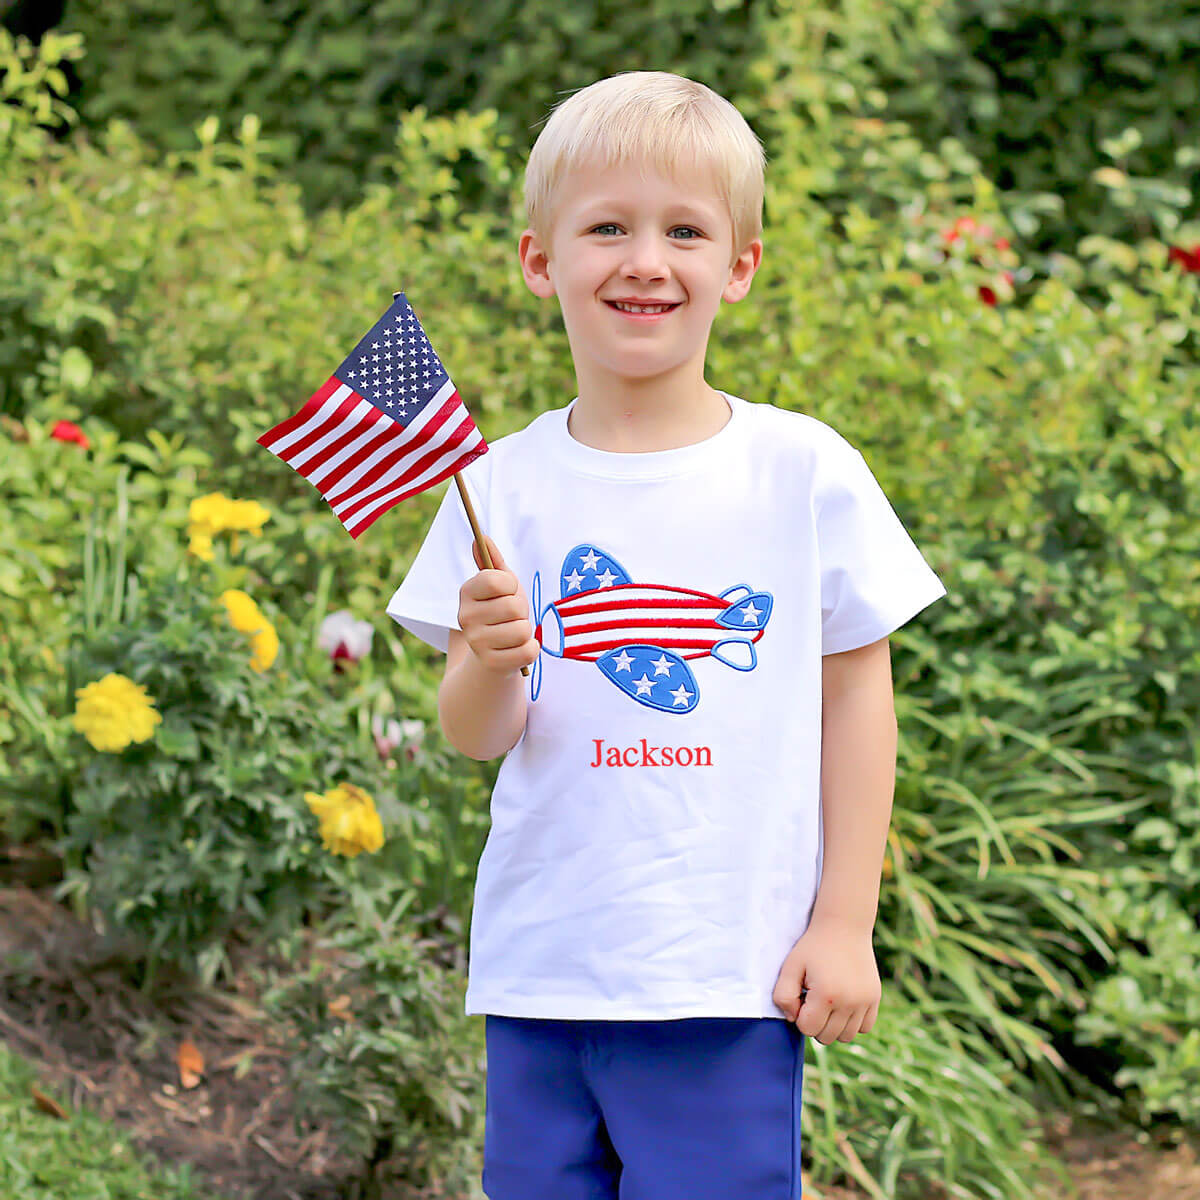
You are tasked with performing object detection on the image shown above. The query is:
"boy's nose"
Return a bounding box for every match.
[620,236,669,281]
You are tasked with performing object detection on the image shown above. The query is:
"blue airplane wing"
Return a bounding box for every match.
[596,644,699,713]
[559,544,632,599]
[716,590,773,631]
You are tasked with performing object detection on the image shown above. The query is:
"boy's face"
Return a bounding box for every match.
[518,158,761,392]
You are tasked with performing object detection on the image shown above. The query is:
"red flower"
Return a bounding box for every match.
[1168,245,1200,273]
[941,215,1016,258]
[941,216,976,244]
[50,420,89,449]
[978,271,1015,307]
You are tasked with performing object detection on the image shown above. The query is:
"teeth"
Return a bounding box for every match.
[612,301,676,313]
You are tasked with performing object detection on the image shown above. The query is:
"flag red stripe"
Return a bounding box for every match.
[345,448,485,539]
[308,413,410,499]
[310,378,458,499]
[306,396,440,501]
[272,391,366,466]
[293,400,388,479]
[330,393,474,520]
[560,589,722,615]
[563,637,720,658]
[326,392,462,512]
[337,414,477,525]
[562,616,718,635]
[256,376,343,451]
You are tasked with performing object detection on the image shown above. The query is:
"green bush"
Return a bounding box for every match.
[38,0,1200,260]
[263,884,487,1199]
[871,0,1200,255]
[55,0,775,215]
[55,559,383,987]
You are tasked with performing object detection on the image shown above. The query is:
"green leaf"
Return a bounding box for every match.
[59,346,93,393]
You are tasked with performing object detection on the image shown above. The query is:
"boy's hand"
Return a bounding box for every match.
[457,536,539,676]
[772,914,881,1045]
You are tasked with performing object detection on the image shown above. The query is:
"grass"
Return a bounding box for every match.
[0,1039,230,1200]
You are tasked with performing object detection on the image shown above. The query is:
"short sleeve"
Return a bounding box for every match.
[818,445,947,655]
[385,475,482,654]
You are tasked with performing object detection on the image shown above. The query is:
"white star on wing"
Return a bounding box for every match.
[579,549,601,572]
[611,649,635,672]
[738,600,762,625]
[670,683,694,707]
[595,568,618,588]
[650,653,674,677]
[632,673,655,697]
[564,569,585,591]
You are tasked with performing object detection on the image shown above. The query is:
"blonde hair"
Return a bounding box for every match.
[524,71,765,254]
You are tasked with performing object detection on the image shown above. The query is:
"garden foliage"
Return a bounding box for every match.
[54,0,774,216]
[47,0,1200,259]
[2,8,1199,1198]
[263,886,487,1199]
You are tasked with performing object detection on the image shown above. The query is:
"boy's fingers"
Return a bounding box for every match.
[471,535,508,573]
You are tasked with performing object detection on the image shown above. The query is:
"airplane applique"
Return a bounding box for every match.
[529,544,773,712]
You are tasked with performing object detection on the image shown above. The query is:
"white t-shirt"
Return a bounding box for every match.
[385,392,947,1020]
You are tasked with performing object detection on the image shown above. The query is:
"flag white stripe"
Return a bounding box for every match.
[315,377,457,495]
[566,626,726,651]
[266,384,363,458]
[559,585,722,608]
[561,603,721,628]
[301,410,392,486]
[328,401,476,516]
[339,424,485,530]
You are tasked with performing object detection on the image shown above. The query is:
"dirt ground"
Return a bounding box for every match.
[1,870,1198,1200]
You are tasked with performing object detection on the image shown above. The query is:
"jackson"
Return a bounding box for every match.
[589,738,713,768]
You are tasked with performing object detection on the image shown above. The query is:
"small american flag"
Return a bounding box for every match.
[257,292,487,538]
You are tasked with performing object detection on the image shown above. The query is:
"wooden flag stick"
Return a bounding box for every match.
[454,473,531,679]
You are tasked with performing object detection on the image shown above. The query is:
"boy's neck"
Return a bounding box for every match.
[567,373,731,454]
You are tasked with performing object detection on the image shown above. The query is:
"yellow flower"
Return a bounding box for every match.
[72,672,162,752]
[220,588,263,633]
[224,499,270,535]
[188,493,234,536]
[219,589,279,672]
[249,622,279,672]
[304,784,385,857]
[187,493,270,559]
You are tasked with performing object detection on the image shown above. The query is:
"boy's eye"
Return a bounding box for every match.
[587,224,703,239]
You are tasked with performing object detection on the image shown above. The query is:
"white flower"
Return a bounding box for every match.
[317,610,375,662]
[372,714,426,761]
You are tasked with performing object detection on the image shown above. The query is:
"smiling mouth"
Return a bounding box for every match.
[606,301,682,314]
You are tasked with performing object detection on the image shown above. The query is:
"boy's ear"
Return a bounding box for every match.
[518,229,556,298]
[723,238,764,303]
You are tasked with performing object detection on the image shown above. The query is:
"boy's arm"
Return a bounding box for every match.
[438,628,529,760]
[809,636,898,933]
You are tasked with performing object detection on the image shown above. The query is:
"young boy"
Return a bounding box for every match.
[386,71,946,1200]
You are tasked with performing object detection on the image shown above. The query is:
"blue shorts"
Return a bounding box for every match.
[483,1015,806,1200]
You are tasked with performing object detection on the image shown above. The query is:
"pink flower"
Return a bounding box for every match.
[317,611,375,670]
[50,420,89,449]
[372,715,425,762]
